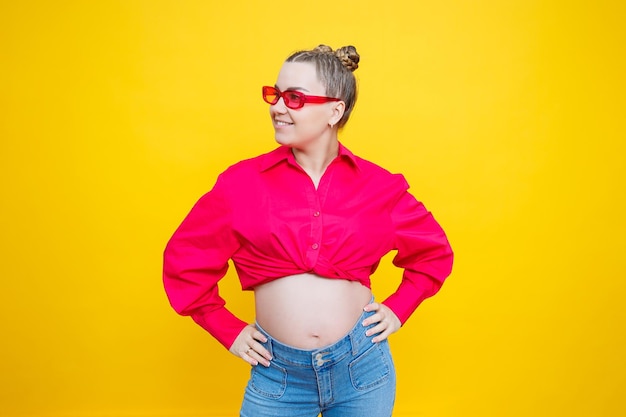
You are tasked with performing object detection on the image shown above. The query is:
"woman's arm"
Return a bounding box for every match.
[163,176,247,349]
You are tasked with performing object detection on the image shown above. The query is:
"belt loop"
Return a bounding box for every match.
[266,337,273,357]
[349,330,358,356]
[256,321,273,357]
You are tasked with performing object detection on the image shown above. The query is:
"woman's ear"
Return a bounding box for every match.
[328,101,345,128]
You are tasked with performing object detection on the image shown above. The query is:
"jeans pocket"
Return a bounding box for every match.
[349,342,392,391]
[250,362,288,399]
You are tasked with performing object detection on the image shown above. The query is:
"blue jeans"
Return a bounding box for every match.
[240,308,396,416]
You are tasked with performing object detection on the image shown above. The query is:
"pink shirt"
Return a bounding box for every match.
[163,143,453,349]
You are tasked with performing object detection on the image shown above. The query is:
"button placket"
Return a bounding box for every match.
[305,191,323,266]
[303,173,328,267]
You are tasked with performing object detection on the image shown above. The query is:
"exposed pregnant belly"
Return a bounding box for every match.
[254,273,372,349]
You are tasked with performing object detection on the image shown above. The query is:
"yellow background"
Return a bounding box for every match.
[1,1,625,416]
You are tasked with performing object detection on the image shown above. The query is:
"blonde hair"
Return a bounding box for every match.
[286,45,360,128]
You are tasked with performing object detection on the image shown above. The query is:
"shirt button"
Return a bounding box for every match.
[311,243,319,250]
[313,211,320,217]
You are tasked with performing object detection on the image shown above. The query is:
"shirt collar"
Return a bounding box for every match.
[260,142,362,172]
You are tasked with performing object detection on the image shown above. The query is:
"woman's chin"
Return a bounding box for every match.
[274,135,295,147]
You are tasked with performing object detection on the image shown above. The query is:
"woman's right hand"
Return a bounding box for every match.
[229,324,273,367]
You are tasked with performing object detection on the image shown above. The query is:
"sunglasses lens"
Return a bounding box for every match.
[263,87,279,104]
[283,91,303,109]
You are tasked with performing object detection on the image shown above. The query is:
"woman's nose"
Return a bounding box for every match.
[271,96,288,112]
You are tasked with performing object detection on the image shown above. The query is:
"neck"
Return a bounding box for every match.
[291,137,339,185]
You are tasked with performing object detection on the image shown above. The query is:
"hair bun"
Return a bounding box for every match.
[334,45,360,72]
[313,44,334,54]
[313,44,360,72]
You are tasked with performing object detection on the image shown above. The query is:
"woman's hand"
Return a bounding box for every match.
[362,302,402,343]
[229,324,273,367]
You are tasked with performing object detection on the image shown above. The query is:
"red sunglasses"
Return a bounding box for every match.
[262,86,340,110]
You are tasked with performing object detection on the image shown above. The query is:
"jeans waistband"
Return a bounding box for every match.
[255,300,377,369]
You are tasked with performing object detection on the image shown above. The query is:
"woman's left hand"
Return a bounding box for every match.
[362,302,402,343]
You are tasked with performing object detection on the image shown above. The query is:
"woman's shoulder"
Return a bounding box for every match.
[218,147,281,178]
[211,147,293,195]
[350,151,410,191]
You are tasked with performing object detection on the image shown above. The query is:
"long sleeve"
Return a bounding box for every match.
[382,187,454,324]
[163,176,246,349]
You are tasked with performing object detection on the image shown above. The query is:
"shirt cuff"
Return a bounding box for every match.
[382,272,439,324]
[191,307,248,349]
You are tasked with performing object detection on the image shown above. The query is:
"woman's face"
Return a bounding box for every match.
[270,62,342,149]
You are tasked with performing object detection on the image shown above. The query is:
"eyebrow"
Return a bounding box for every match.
[275,85,310,92]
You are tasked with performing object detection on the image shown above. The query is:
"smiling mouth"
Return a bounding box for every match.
[275,120,293,126]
